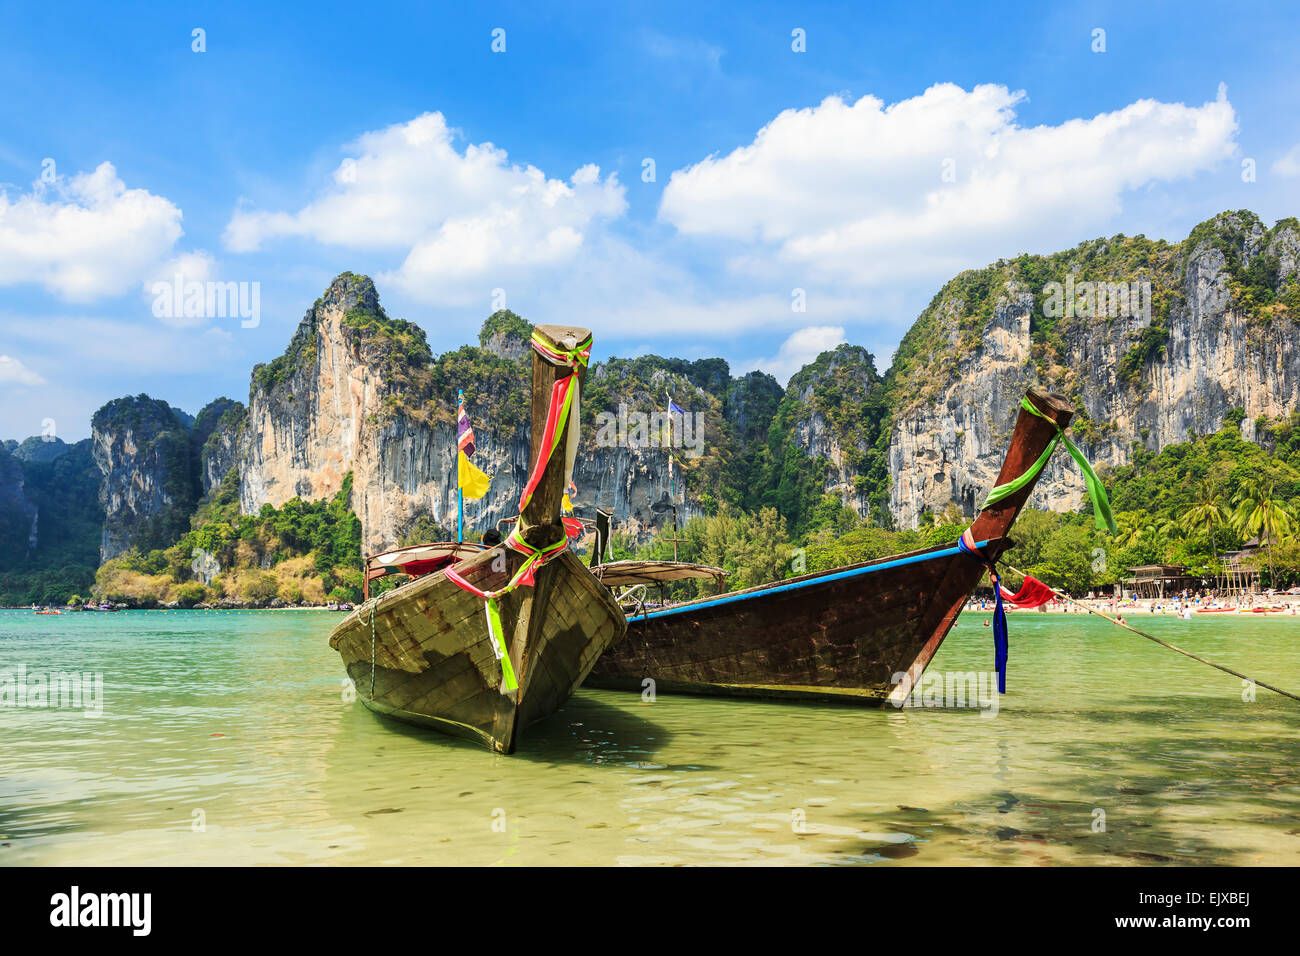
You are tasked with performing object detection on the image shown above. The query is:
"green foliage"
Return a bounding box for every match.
[633,504,795,599]
[427,345,530,429]
[759,345,888,533]
[1104,423,1300,520]
[1185,210,1282,316]
[91,473,364,607]
[341,304,432,366]
[478,310,533,349]
[91,394,199,552]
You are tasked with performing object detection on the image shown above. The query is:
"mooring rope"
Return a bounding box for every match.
[1003,564,1300,703]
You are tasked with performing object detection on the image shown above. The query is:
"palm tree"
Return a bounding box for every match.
[1231,477,1295,589]
[1182,480,1228,571]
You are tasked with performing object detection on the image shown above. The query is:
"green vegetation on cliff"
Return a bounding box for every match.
[478,309,533,350]
[629,414,1300,598]
[758,345,889,534]
[91,394,199,554]
[94,472,364,607]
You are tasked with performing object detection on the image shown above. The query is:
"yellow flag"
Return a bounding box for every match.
[562,494,574,513]
[458,450,490,500]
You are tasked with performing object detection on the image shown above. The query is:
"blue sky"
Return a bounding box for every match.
[1,0,1297,440]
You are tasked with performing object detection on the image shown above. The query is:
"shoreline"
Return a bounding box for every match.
[1,605,349,612]
[965,595,1300,617]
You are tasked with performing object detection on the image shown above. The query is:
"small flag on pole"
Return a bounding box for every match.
[457,392,490,500]
[457,392,476,457]
[459,451,490,500]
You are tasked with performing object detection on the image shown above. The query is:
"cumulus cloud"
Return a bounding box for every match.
[223,112,626,305]
[0,162,185,301]
[0,354,46,387]
[660,83,1239,284]
[741,325,848,386]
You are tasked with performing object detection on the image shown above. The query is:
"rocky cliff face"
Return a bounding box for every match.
[91,396,198,559]
[221,275,746,553]
[84,209,1300,557]
[885,210,1300,527]
[230,274,522,552]
[191,398,244,494]
[779,345,888,520]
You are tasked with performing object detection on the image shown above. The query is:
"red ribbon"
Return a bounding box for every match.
[517,374,574,512]
[998,574,1056,608]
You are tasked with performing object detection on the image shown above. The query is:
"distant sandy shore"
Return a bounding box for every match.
[966,595,1300,616]
[1,605,348,612]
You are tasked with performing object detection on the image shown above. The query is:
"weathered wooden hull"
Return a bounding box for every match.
[586,387,1074,705]
[585,537,1010,704]
[329,540,626,753]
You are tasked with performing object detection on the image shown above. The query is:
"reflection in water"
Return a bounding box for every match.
[1,608,1297,865]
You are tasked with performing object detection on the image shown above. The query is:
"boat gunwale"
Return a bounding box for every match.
[630,536,1006,622]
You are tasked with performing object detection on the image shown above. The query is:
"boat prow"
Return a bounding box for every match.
[329,545,624,751]
[586,387,1076,705]
[326,323,627,753]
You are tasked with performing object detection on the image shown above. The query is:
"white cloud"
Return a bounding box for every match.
[1272,144,1300,178]
[0,162,186,301]
[223,112,626,306]
[0,354,46,387]
[660,83,1239,284]
[740,325,847,386]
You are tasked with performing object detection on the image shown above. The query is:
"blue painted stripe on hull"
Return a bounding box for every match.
[634,539,990,622]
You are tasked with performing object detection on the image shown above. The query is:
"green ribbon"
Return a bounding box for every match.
[980,396,1118,535]
[483,597,518,691]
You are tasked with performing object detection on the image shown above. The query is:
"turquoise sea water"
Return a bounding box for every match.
[1,607,1298,865]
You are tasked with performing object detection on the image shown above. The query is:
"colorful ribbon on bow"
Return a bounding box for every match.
[998,573,1056,608]
[444,531,569,692]
[980,396,1118,534]
[517,331,590,514]
[442,330,592,691]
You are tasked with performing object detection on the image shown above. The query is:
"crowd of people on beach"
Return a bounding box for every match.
[965,587,1300,619]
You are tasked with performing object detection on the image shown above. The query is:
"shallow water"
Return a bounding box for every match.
[1,607,1298,865]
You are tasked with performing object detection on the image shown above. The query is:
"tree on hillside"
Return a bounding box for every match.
[1181,480,1230,572]
[1231,477,1295,587]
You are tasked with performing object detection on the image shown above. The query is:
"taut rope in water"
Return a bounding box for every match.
[1003,564,1300,704]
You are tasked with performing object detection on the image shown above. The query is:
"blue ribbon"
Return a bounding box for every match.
[958,534,1008,694]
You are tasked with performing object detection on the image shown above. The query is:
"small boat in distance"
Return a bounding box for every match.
[327,325,626,753]
[585,387,1084,706]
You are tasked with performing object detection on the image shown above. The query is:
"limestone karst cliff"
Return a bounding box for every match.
[200,274,769,553]
[78,208,1300,557]
[885,210,1300,527]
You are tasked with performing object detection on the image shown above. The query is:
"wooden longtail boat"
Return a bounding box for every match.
[585,387,1075,706]
[360,542,485,601]
[327,325,626,753]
